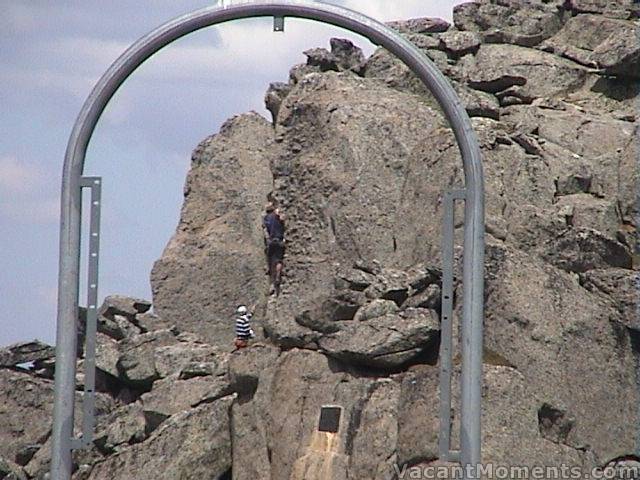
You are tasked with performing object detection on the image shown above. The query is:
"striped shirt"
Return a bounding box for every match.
[235,314,253,339]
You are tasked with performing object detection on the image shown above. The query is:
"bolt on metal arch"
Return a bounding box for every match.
[52,2,485,479]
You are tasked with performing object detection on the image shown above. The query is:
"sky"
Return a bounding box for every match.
[1,0,465,347]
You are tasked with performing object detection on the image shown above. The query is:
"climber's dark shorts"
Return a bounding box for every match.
[267,239,285,266]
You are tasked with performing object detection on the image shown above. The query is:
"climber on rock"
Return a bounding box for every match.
[234,305,255,350]
[262,202,286,295]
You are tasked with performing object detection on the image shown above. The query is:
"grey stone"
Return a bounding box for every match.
[318,309,440,369]
[302,38,365,75]
[228,344,279,398]
[150,113,274,349]
[579,268,640,330]
[95,333,120,379]
[115,330,180,388]
[439,31,482,57]
[93,403,147,454]
[140,374,230,418]
[538,403,576,444]
[480,243,637,462]
[133,311,173,334]
[15,385,114,479]
[568,0,638,19]
[178,361,217,380]
[453,0,565,47]
[364,41,452,99]
[334,267,376,291]
[363,268,411,306]
[403,284,442,311]
[99,295,151,319]
[0,457,26,480]
[303,47,338,71]
[396,365,440,466]
[386,17,450,34]
[97,313,140,341]
[243,349,403,480]
[466,45,588,102]
[14,444,39,467]
[0,341,54,368]
[353,299,399,322]
[264,82,291,123]
[289,63,320,84]
[345,379,400,480]
[85,397,234,480]
[542,227,632,272]
[554,194,620,237]
[541,14,640,77]
[364,44,502,120]
[153,341,219,379]
[324,290,368,321]
[16,7,636,478]
[0,370,60,463]
[329,38,366,73]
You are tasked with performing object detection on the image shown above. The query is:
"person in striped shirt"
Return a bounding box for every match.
[234,305,255,350]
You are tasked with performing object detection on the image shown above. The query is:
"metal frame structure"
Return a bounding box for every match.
[69,177,102,451]
[439,188,466,462]
[52,2,485,479]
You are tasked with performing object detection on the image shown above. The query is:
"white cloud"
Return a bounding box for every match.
[0,156,58,224]
[0,66,96,100]
[0,196,59,224]
[47,37,130,71]
[336,0,457,22]
[0,156,43,193]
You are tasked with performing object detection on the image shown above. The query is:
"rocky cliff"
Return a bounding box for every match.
[1,1,639,479]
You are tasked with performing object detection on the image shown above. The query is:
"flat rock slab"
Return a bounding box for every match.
[99,295,151,319]
[542,14,640,76]
[466,44,588,103]
[0,341,54,367]
[453,0,564,47]
[386,17,450,34]
[86,397,233,480]
[318,308,440,369]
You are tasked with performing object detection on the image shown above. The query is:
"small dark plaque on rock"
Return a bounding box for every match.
[318,406,341,433]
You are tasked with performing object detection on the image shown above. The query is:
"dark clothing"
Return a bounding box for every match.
[267,239,285,265]
[263,212,285,240]
[263,212,286,269]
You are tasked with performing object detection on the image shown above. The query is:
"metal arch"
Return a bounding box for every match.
[52,2,485,479]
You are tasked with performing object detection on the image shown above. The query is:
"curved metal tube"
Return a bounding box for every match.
[53,2,484,478]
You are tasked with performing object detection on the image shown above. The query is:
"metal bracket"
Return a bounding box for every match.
[439,188,465,462]
[273,15,285,31]
[72,177,102,450]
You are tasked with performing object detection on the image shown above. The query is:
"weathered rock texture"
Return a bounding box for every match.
[2,1,639,479]
[150,114,275,346]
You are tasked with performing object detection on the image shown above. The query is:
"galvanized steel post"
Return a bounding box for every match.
[52,2,484,478]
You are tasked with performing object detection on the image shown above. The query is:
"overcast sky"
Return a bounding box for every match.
[1,0,465,347]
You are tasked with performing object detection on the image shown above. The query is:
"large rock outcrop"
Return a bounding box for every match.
[145,0,638,475]
[150,113,275,347]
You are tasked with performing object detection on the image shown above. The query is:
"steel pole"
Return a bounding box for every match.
[52,2,484,478]
[51,163,82,478]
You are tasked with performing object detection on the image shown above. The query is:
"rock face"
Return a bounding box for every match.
[3,1,640,478]
[150,113,275,347]
[0,341,54,367]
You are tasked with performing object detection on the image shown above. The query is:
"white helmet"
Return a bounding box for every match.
[236,305,248,315]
